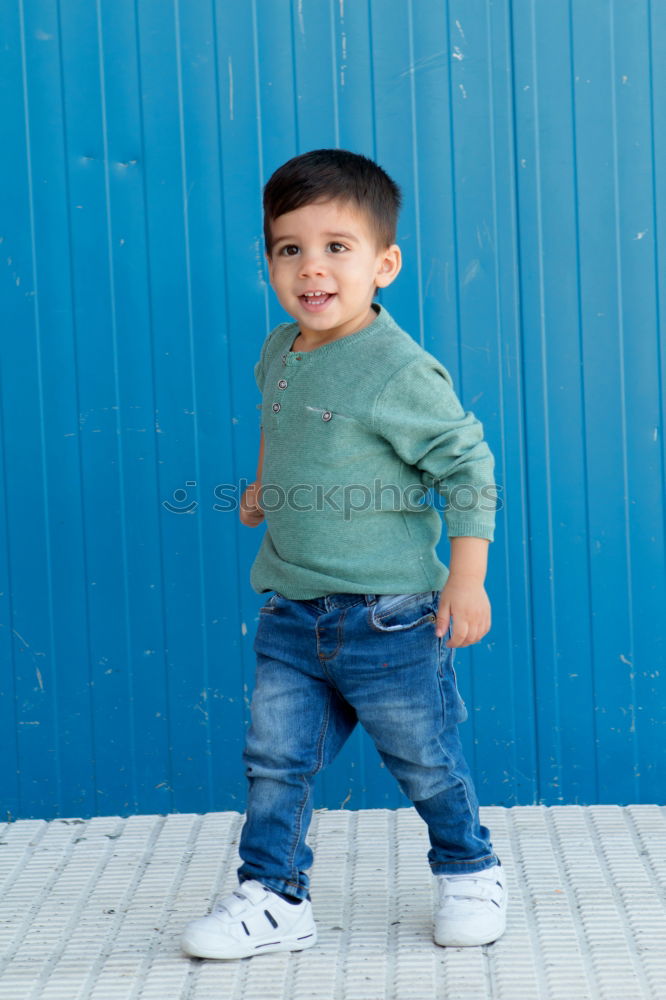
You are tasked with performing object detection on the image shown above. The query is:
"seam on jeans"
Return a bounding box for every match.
[286,688,332,882]
[437,641,467,723]
[316,608,346,660]
[434,660,456,765]
[313,688,332,774]
[436,633,443,678]
[432,709,480,843]
[449,764,478,832]
[431,692,480,833]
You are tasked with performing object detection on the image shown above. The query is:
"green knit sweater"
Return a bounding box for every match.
[250,304,496,599]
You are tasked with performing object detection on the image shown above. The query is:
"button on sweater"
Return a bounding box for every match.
[251,304,496,599]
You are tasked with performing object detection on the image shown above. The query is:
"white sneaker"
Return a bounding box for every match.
[434,862,507,947]
[181,880,317,959]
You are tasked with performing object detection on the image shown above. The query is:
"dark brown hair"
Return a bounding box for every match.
[263,148,402,253]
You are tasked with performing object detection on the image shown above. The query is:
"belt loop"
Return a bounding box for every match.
[365,594,377,606]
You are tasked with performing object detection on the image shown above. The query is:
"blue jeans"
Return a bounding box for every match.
[238,590,498,900]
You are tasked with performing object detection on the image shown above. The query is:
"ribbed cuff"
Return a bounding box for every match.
[445,521,495,542]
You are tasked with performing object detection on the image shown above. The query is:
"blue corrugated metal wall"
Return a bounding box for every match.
[1,0,665,820]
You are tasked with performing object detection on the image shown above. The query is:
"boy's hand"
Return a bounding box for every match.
[240,481,265,527]
[435,573,491,647]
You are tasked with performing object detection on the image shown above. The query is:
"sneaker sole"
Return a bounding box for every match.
[434,910,506,948]
[434,926,505,947]
[181,927,317,960]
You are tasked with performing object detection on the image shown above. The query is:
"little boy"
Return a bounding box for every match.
[181,149,507,960]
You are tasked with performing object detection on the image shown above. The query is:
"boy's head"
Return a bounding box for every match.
[263,148,401,254]
[263,150,403,343]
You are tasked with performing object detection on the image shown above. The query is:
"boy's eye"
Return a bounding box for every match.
[278,244,300,256]
[328,242,347,253]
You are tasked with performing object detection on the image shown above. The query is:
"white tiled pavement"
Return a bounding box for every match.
[0,806,665,1000]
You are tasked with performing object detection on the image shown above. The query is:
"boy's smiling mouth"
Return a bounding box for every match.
[299,290,335,311]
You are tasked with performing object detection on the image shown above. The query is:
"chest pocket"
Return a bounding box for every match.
[304,404,338,424]
[302,404,365,455]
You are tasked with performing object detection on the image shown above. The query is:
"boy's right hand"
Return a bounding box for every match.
[240,481,265,527]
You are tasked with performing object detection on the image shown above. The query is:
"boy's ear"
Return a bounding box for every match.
[375,244,402,289]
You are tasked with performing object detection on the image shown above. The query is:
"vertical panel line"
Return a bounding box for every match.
[251,0,270,333]
[504,0,540,802]
[566,0,599,801]
[95,0,137,810]
[173,0,214,808]
[442,1,463,391]
[608,0,638,798]
[4,2,37,817]
[367,0,378,160]
[132,0,175,812]
[645,0,666,644]
[289,0,300,152]
[329,0,340,148]
[442,0,475,760]
[21,0,66,813]
[209,0,250,752]
[485,0,531,800]
[507,0,542,800]
[526,0,562,799]
[405,0,424,346]
[0,350,20,816]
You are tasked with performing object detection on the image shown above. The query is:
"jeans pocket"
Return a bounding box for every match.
[368,591,438,633]
[438,651,468,725]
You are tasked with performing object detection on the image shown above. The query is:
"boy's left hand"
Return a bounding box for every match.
[435,574,491,648]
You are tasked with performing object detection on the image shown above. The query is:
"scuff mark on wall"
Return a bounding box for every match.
[400,51,446,78]
[462,259,480,286]
[340,31,347,87]
[13,629,30,648]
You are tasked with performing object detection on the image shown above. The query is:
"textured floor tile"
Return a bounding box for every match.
[0,805,664,999]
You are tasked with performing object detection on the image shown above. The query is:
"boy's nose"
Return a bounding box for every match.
[299,254,327,277]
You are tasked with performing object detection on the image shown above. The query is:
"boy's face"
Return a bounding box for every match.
[266,199,401,342]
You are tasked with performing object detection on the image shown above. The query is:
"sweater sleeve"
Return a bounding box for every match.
[373,357,497,541]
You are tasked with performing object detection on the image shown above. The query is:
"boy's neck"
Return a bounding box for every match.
[290,303,379,353]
